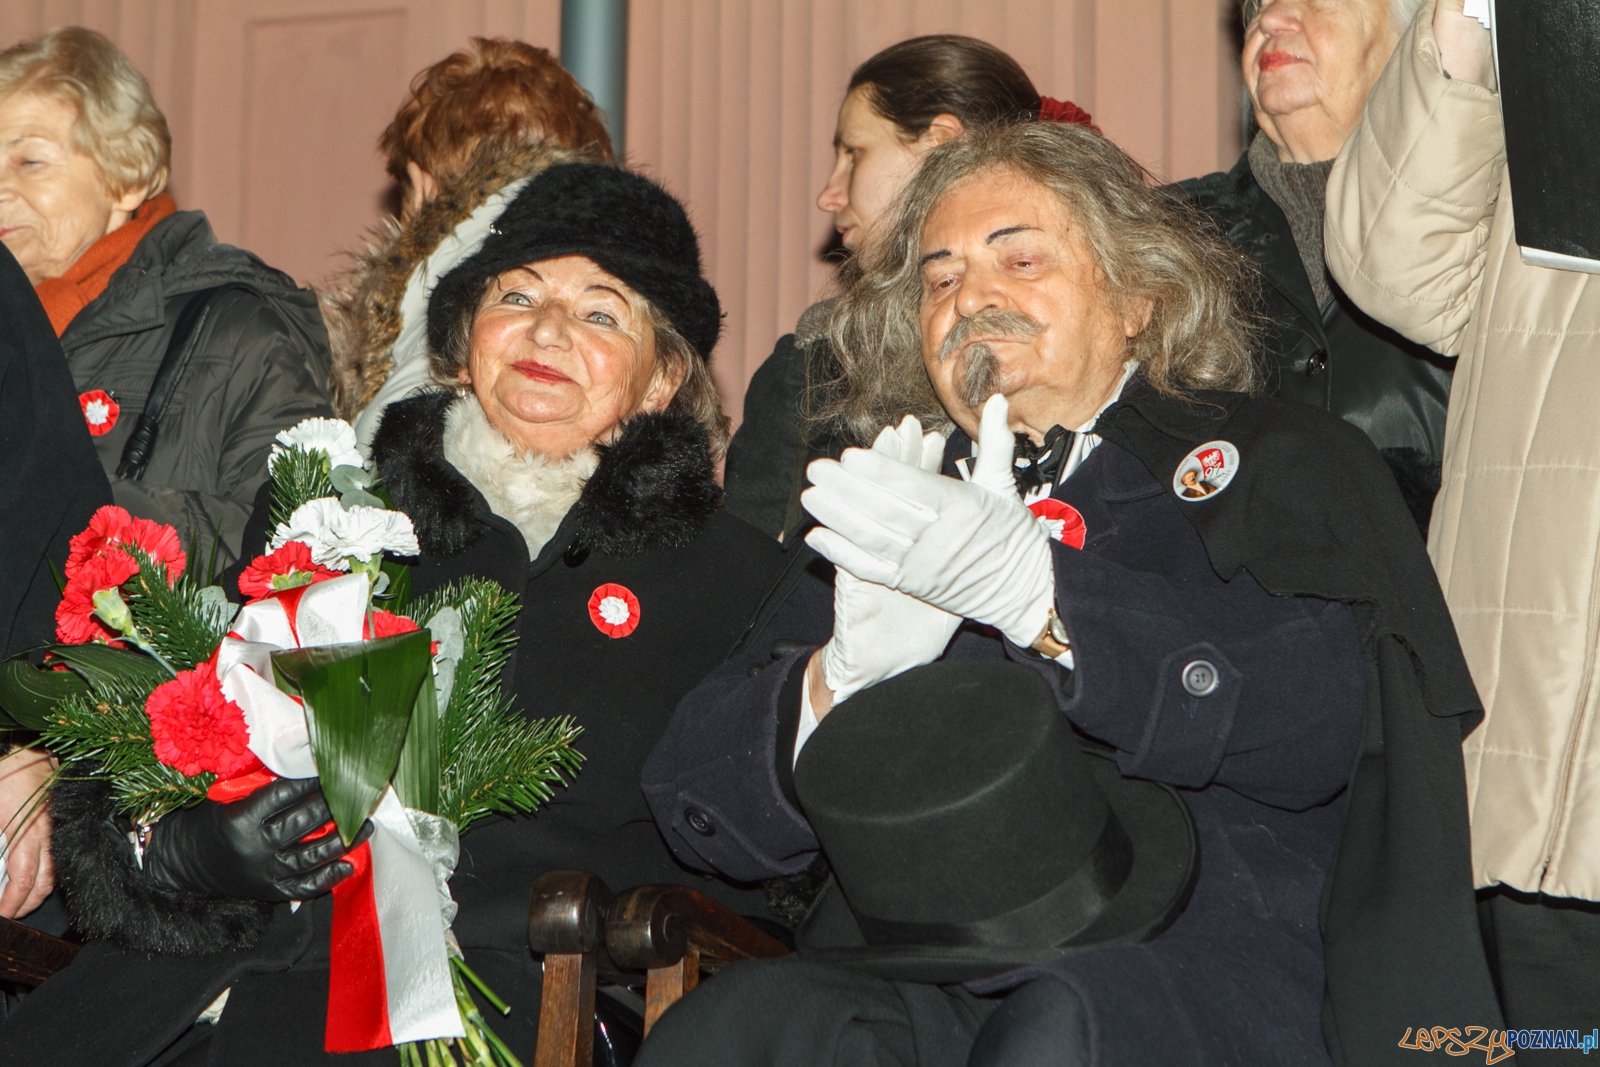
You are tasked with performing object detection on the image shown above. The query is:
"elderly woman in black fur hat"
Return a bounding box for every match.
[12,164,786,1067]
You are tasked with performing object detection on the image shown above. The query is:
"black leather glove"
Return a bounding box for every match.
[144,776,371,901]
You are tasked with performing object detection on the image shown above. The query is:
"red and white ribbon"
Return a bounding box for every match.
[214,574,462,1050]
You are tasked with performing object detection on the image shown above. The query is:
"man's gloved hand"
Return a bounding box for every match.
[813,416,962,704]
[804,394,1056,649]
[144,776,370,902]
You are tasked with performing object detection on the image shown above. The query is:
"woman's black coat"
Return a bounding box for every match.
[10,392,785,1066]
[1177,153,1454,530]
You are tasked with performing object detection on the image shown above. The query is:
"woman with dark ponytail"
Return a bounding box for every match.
[722,35,1095,539]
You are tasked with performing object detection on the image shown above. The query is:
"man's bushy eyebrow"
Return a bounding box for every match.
[920,224,1042,268]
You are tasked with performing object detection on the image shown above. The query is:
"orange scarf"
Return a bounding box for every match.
[35,193,178,336]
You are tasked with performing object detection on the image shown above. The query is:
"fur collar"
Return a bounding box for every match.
[322,140,607,419]
[442,397,598,558]
[370,391,724,559]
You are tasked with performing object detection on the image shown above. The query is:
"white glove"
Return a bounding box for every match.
[803,395,1056,648]
[813,416,962,704]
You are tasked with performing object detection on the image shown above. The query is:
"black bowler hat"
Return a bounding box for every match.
[427,163,722,362]
[794,660,1197,983]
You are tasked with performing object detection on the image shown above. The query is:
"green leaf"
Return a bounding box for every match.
[49,642,172,688]
[0,644,170,730]
[271,630,433,844]
[0,654,87,730]
[330,465,383,509]
[393,654,440,816]
[330,464,373,495]
[378,559,412,614]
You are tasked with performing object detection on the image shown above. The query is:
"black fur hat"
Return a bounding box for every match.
[427,163,721,362]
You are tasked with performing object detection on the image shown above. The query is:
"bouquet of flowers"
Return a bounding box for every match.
[0,417,583,1066]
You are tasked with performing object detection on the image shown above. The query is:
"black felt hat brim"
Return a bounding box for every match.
[797,751,1199,984]
[426,164,722,362]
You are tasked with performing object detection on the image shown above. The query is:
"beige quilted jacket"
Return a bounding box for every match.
[1326,3,1600,898]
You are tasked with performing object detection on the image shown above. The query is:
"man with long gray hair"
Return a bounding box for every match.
[638,122,1499,1067]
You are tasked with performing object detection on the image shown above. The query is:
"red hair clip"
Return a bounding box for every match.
[1038,96,1101,134]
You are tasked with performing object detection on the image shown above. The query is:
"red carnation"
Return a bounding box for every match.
[66,506,186,584]
[366,610,420,639]
[237,541,339,600]
[145,661,262,779]
[54,551,140,645]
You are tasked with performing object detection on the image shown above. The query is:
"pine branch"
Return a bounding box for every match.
[121,549,233,672]
[413,579,585,834]
[268,446,336,529]
[413,579,520,721]
[439,711,583,834]
[112,762,212,822]
[40,675,208,822]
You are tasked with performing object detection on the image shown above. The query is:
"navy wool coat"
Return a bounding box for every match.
[643,388,1501,1067]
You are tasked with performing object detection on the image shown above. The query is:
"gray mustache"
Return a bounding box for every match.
[937,310,1044,408]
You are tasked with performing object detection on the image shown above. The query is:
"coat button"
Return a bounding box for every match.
[685,807,715,836]
[1182,660,1220,697]
[1305,350,1327,376]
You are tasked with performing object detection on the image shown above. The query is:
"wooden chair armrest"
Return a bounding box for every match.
[605,884,788,970]
[528,869,612,956]
[0,914,79,986]
[527,870,612,1067]
[605,884,790,1034]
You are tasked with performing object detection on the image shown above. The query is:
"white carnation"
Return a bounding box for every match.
[269,417,364,473]
[269,498,420,569]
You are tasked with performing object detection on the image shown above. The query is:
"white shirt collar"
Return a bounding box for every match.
[958,360,1139,503]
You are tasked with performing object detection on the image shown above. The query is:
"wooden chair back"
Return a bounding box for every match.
[0,914,79,986]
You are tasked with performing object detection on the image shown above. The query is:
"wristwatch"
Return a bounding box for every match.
[1030,607,1071,659]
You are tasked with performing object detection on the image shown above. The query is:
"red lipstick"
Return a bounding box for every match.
[1258,51,1301,73]
[511,360,572,384]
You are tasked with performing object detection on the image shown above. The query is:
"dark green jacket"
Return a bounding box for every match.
[60,210,333,566]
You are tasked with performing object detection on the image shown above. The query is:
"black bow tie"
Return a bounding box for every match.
[1012,426,1075,494]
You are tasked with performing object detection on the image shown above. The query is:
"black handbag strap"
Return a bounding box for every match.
[116,284,249,480]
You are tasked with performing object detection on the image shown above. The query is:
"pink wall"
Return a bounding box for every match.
[2,0,1243,422]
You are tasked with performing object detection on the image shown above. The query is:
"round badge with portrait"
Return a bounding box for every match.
[1172,441,1240,502]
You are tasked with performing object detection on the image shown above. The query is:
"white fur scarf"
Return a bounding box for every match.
[441,395,599,558]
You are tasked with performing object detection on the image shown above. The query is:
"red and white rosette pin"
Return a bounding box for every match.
[1028,499,1087,549]
[79,390,120,436]
[588,583,641,639]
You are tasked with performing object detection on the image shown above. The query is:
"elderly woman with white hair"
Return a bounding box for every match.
[0,27,331,928]
[0,28,332,559]
[1178,0,1452,533]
